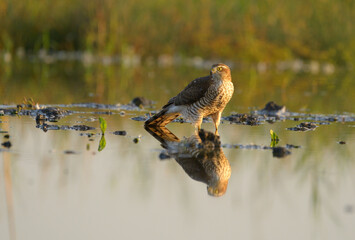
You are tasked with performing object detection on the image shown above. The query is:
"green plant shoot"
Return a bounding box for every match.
[99,117,107,134]
[98,135,106,152]
[270,129,280,147]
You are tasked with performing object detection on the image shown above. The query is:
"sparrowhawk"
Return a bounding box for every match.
[145,126,231,197]
[145,63,234,134]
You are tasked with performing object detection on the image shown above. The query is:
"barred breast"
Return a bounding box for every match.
[182,80,234,125]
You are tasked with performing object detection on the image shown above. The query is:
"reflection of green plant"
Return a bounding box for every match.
[98,135,106,152]
[270,129,279,147]
[98,117,107,151]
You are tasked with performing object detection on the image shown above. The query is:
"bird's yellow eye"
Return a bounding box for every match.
[217,66,223,71]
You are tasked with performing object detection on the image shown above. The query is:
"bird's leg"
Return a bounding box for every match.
[211,112,222,135]
[195,117,203,134]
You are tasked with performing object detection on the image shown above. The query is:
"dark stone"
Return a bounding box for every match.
[2,141,12,148]
[287,122,318,131]
[258,101,286,116]
[131,97,153,107]
[131,116,147,121]
[159,152,171,160]
[37,107,69,121]
[113,130,127,136]
[71,125,95,131]
[286,144,301,149]
[263,101,285,111]
[64,150,77,154]
[272,147,291,158]
[224,113,260,125]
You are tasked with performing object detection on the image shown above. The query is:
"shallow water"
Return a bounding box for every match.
[0,60,355,240]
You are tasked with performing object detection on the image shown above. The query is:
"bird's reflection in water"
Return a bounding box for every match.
[145,126,231,197]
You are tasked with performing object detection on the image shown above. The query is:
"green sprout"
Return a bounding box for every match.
[99,117,107,134]
[98,117,107,152]
[98,135,106,152]
[270,129,280,147]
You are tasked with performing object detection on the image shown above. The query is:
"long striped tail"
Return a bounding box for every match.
[144,125,180,147]
[144,108,180,127]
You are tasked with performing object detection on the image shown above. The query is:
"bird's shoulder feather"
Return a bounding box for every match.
[165,75,213,107]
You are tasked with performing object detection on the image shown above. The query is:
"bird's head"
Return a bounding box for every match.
[210,63,232,82]
[207,180,229,197]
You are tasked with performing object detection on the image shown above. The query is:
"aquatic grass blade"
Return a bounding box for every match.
[99,117,107,134]
[98,135,106,152]
[270,129,280,147]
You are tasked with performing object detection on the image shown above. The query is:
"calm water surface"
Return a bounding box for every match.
[0,60,354,240]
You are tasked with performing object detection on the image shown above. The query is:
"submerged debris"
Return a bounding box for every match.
[131,97,154,108]
[287,122,318,131]
[71,125,96,131]
[285,144,301,149]
[131,116,148,122]
[93,111,112,115]
[133,136,141,143]
[1,141,12,148]
[257,101,287,116]
[159,151,171,160]
[272,147,291,158]
[36,123,95,132]
[37,107,68,120]
[223,113,261,125]
[64,150,77,154]
[113,130,127,136]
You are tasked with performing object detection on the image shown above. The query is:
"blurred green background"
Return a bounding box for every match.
[0,0,354,112]
[1,0,354,64]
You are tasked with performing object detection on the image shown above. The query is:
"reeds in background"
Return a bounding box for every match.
[0,0,354,64]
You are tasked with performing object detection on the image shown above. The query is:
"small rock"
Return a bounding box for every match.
[113,130,127,136]
[37,107,69,122]
[159,152,171,160]
[272,147,291,158]
[224,113,260,125]
[338,141,346,144]
[1,141,12,148]
[258,101,286,116]
[287,122,318,131]
[64,150,77,154]
[131,97,153,107]
[286,144,301,149]
[71,125,95,131]
[131,116,147,122]
[133,136,141,143]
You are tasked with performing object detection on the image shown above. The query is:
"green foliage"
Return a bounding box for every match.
[0,0,354,64]
[98,135,106,152]
[98,117,107,152]
[270,129,280,147]
[99,117,107,134]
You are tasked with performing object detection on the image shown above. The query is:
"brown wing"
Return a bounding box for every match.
[164,75,212,107]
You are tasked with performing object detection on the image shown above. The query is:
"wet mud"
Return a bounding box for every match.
[0,100,354,154]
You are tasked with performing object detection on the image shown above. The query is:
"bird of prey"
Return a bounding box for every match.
[145,126,231,197]
[145,63,234,134]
